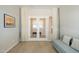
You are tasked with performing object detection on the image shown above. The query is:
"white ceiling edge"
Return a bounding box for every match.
[19,5,79,8]
[0,5,79,8]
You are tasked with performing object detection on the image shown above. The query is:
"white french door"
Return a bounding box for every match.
[28,16,49,41]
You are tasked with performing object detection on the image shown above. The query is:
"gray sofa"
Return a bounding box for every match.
[52,39,78,53]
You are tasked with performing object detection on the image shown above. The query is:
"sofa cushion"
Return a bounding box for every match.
[62,35,72,45]
[71,38,79,51]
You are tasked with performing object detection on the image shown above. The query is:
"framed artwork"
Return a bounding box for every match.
[4,14,15,28]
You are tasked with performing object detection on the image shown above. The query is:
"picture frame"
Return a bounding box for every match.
[4,14,15,28]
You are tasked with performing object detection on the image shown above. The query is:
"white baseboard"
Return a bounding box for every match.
[4,41,19,53]
[21,38,52,41]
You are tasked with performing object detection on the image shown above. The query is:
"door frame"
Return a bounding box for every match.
[28,16,50,41]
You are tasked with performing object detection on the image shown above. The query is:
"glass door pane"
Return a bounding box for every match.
[30,18,37,38]
[39,18,46,38]
[29,16,48,41]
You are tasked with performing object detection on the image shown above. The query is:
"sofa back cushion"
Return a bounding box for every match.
[69,38,73,46]
[71,38,79,51]
[62,35,72,45]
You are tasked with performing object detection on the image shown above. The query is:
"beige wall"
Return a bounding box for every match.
[0,6,20,52]
[60,6,79,38]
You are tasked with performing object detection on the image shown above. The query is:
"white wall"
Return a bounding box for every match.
[21,6,59,41]
[60,6,79,38]
[52,8,59,40]
[21,7,29,41]
[0,6,20,52]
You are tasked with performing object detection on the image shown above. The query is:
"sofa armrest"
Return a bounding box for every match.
[52,39,78,53]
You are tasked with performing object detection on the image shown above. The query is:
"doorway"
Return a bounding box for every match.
[28,16,53,41]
